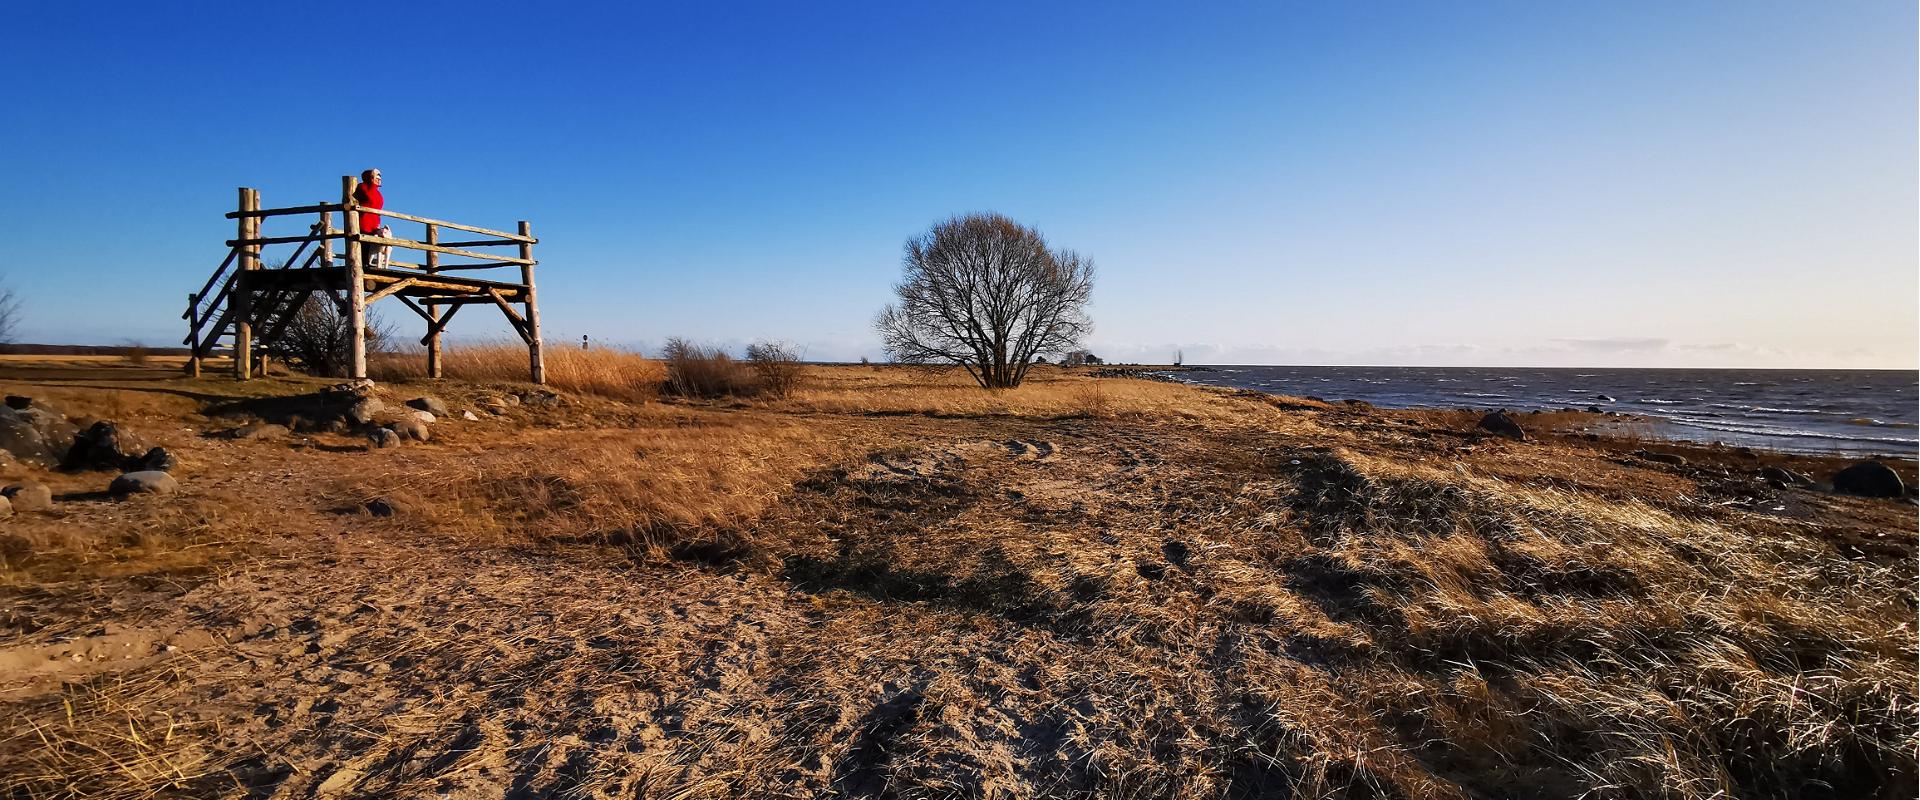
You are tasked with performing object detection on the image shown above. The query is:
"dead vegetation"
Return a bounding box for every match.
[0,359,1911,799]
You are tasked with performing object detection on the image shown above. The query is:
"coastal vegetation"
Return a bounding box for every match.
[0,353,1911,798]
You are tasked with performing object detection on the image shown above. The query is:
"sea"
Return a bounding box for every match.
[1153,366,1918,458]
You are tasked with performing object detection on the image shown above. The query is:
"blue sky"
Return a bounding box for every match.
[3,1,1913,367]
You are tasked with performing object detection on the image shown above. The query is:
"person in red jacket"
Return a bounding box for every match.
[352,168,389,267]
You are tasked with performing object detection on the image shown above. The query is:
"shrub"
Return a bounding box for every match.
[662,338,758,398]
[746,341,804,398]
[370,343,663,403]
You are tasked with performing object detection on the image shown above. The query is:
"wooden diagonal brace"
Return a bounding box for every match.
[394,295,434,324]
[416,302,463,346]
[364,278,419,305]
[487,288,532,343]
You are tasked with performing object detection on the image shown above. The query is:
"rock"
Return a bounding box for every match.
[368,428,402,449]
[0,495,11,518]
[0,408,63,464]
[63,421,153,471]
[136,447,175,472]
[232,422,289,441]
[3,482,53,512]
[1586,405,1603,413]
[346,398,384,426]
[390,418,430,442]
[1833,460,1904,498]
[1734,447,1757,459]
[1760,466,1813,489]
[1342,399,1374,410]
[1596,394,1616,402]
[323,380,377,402]
[4,396,31,410]
[1476,411,1526,441]
[482,404,510,416]
[109,471,178,497]
[364,498,410,518]
[1632,450,1687,467]
[460,410,480,422]
[408,410,436,424]
[405,396,448,415]
[501,394,522,407]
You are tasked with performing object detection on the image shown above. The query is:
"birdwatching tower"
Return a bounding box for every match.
[184,176,544,383]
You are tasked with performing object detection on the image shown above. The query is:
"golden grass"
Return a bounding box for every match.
[370,343,665,403]
[0,360,1911,799]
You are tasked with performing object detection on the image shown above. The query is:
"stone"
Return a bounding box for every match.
[405,396,448,415]
[346,398,384,426]
[460,410,480,422]
[232,422,290,441]
[1476,411,1526,441]
[110,471,178,497]
[1760,466,1812,487]
[323,380,377,402]
[1832,460,1904,499]
[4,396,30,410]
[482,404,510,416]
[368,428,402,449]
[3,481,54,512]
[0,495,11,518]
[409,410,436,424]
[63,421,153,471]
[1596,394,1616,402]
[390,418,430,442]
[364,498,410,518]
[136,447,175,472]
[1633,450,1687,467]
[501,394,522,407]
[1586,405,1603,414]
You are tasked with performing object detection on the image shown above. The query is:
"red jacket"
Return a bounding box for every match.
[353,183,383,234]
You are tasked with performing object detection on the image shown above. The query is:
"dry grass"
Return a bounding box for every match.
[0,360,1911,799]
[371,343,664,403]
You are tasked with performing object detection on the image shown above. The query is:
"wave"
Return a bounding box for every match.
[1636,399,1685,405]
[1846,418,1919,428]
[1459,392,1510,398]
[1662,418,1919,446]
[1707,403,1829,415]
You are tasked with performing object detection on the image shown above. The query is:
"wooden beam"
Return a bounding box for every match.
[520,220,543,385]
[487,288,533,343]
[364,277,419,305]
[234,188,256,380]
[417,302,463,345]
[224,232,345,248]
[358,208,535,243]
[224,202,345,219]
[356,235,533,265]
[343,176,367,379]
[433,238,522,248]
[425,224,442,378]
[393,294,433,323]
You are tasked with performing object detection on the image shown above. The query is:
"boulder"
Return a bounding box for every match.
[346,398,384,426]
[482,403,511,416]
[1759,466,1812,486]
[4,395,31,410]
[1585,405,1603,414]
[501,394,523,407]
[368,428,402,449]
[1633,450,1687,467]
[1476,411,1526,441]
[2,482,51,512]
[109,470,178,497]
[405,396,448,415]
[231,422,290,441]
[63,421,153,471]
[1596,394,1616,402]
[1832,460,1904,499]
[133,447,174,472]
[0,405,76,465]
[390,418,431,442]
[409,410,437,424]
[323,380,377,402]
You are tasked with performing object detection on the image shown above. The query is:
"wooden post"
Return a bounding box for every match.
[233,188,256,379]
[519,221,543,384]
[186,293,202,377]
[343,176,368,379]
[320,210,334,267]
[425,223,442,378]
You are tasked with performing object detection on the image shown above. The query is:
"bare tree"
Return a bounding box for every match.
[875,213,1094,389]
[272,294,395,377]
[0,282,19,344]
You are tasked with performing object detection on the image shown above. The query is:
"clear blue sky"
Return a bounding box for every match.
[4,1,1914,367]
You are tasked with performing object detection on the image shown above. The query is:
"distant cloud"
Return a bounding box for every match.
[1551,337,1670,352]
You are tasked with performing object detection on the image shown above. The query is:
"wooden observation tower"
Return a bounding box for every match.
[184,176,544,383]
